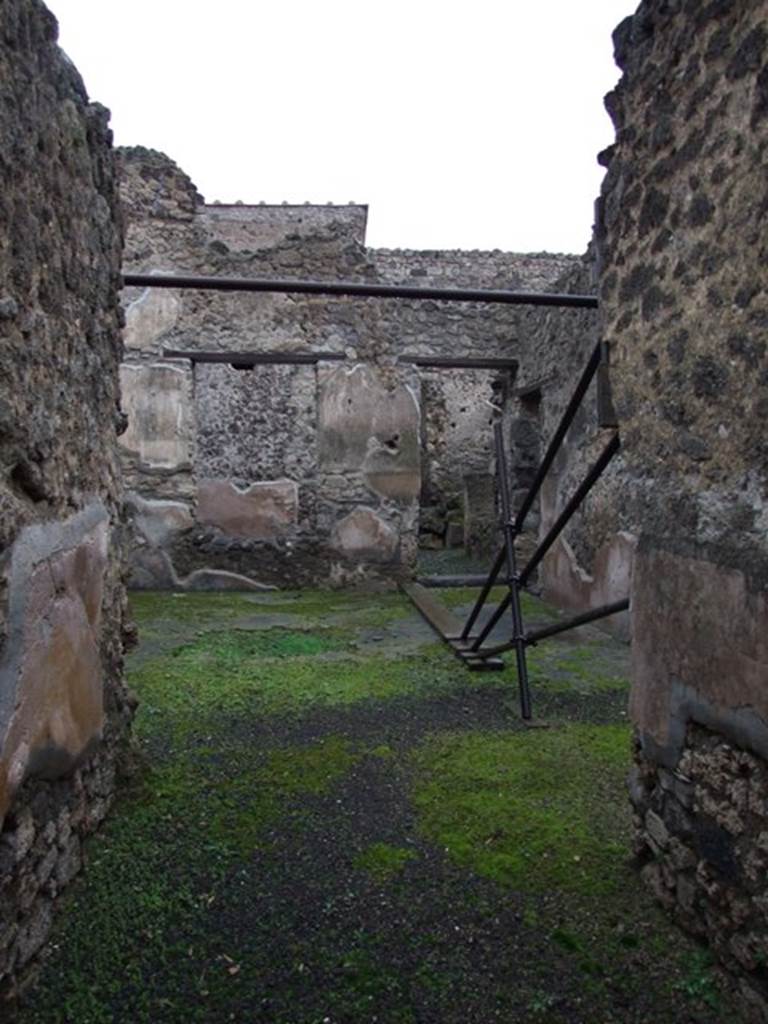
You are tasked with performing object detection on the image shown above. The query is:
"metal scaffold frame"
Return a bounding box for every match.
[403,339,629,720]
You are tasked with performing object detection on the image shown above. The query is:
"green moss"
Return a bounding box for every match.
[129,629,471,742]
[524,640,628,694]
[129,589,411,634]
[369,744,395,759]
[411,723,632,895]
[129,591,273,630]
[19,590,735,1024]
[19,735,361,1023]
[172,626,347,662]
[354,842,417,881]
[145,736,361,857]
[133,651,410,737]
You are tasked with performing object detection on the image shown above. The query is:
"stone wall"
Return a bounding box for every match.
[372,249,575,550]
[597,0,768,1011]
[118,147,580,588]
[0,0,131,990]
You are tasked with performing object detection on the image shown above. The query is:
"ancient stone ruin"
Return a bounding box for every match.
[0,0,134,984]
[598,2,768,1007]
[117,146,578,591]
[0,0,767,1014]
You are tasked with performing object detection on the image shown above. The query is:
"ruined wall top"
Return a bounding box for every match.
[118,147,203,222]
[371,248,580,292]
[118,146,582,287]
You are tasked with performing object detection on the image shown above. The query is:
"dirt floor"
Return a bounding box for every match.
[11,586,745,1023]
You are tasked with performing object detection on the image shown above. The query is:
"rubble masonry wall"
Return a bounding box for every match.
[0,0,132,990]
[597,0,768,1011]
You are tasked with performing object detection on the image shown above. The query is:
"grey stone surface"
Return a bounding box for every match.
[463,473,497,561]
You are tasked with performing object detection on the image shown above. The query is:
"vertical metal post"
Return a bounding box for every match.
[493,421,533,720]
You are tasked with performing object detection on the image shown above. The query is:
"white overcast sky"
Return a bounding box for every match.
[51,0,637,255]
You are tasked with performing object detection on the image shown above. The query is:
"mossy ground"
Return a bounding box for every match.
[13,588,739,1023]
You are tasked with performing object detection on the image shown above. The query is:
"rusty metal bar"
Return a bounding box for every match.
[417,573,507,589]
[493,421,532,719]
[123,272,599,308]
[514,340,603,533]
[476,598,630,658]
[462,347,603,649]
[163,348,346,366]
[525,598,629,644]
[519,432,621,587]
[399,356,518,370]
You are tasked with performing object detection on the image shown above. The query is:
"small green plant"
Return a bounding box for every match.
[527,989,558,1016]
[675,949,720,1009]
[354,842,417,881]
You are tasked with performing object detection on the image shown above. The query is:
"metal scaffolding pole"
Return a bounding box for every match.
[122,273,599,308]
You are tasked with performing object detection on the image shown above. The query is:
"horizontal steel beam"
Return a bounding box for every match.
[475,598,630,657]
[399,356,517,370]
[123,273,599,309]
[163,349,345,366]
[525,598,629,645]
[416,574,508,588]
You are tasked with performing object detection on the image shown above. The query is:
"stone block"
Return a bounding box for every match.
[124,284,180,350]
[15,899,53,968]
[331,507,398,561]
[127,494,193,546]
[645,809,670,849]
[197,478,298,540]
[119,363,192,470]
[55,836,82,888]
[463,472,497,560]
[0,506,108,825]
[676,872,697,914]
[128,548,177,590]
[181,569,275,592]
[318,364,421,503]
[446,522,464,548]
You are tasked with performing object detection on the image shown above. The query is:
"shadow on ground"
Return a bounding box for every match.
[11,588,739,1023]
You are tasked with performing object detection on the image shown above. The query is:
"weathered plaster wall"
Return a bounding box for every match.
[597,0,768,1010]
[118,147,579,588]
[0,0,131,989]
